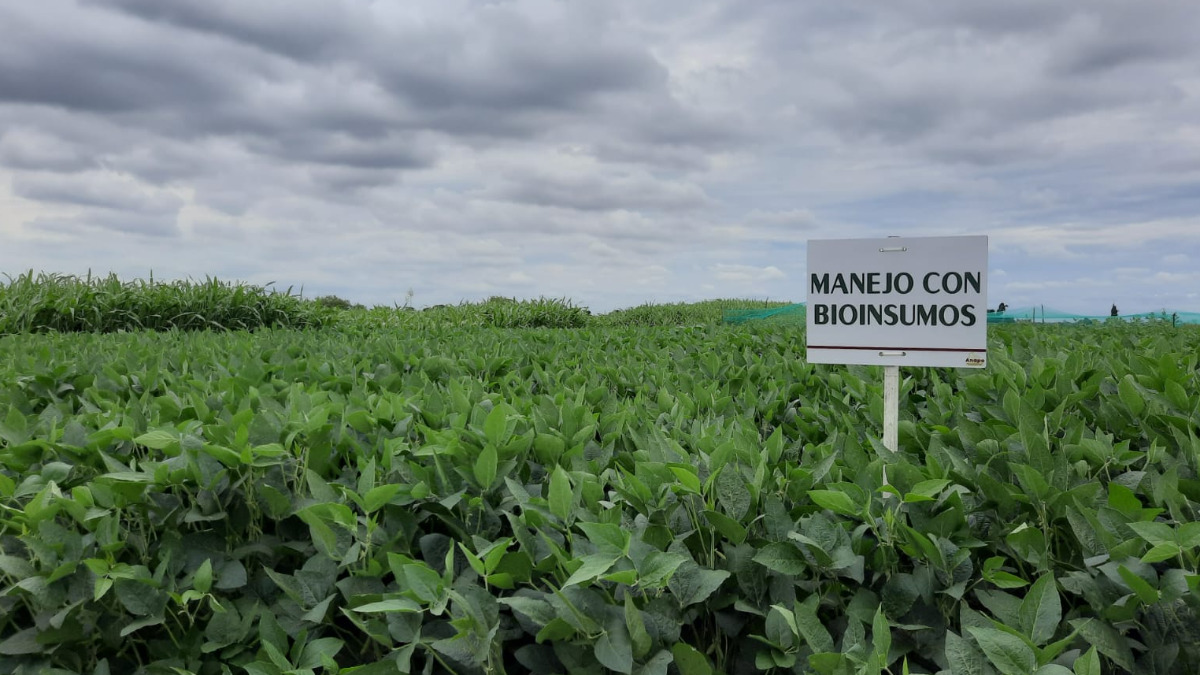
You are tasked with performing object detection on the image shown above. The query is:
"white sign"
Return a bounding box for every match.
[806,235,988,368]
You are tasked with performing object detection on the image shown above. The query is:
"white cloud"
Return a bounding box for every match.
[713,264,786,283]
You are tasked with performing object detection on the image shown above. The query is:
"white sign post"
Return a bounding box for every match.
[806,235,988,464]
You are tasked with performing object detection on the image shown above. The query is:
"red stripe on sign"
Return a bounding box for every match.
[807,345,984,353]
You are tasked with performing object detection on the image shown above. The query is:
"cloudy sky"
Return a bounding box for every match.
[2,0,1198,313]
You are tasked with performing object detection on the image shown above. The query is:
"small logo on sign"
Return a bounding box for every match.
[965,355,986,366]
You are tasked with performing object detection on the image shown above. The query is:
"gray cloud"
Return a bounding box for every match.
[484,169,711,212]
[2,0,1199,312]
[29,211,180,238]
[91,0,357,61]
[0,128,92,173]
[14,171,183,215]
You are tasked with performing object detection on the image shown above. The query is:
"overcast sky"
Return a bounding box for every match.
[2,0,1198,313]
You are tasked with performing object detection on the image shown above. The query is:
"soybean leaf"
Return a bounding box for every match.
[548,465,572,521]
[715,468,751,521]
[474,444,498,490]
[668,562,729,606]
[703,510,747,545]
[670,644,712,675]
[944,630,986,675]
[563,553,621,587]
[793,595,835,654]
[1073,647,1101,675]
[352,599,423,613]
[193,559,213,594]
[1117,565,1158,604]
[1018,574,1061,645]
[636,650,673,675]
[1118,375,1145,417]
[754,542,807,575]
[595,623,634,674]
[808,489,859,517]
[1126,521,1175,547]
[637,551,688,588]
[625,595,652,660]
[0,628,41,655]
[968,627,1037,675]
[134,430,177,450]
[1069,620,1134,672]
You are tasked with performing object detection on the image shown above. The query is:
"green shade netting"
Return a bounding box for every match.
[722,303,806,324]
[722,303,1200,325]
[988,307,1200,325]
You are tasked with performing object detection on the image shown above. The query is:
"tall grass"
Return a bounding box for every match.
[335,297,799,332]
[597,298,796,327]
[341,296,590,333]
[0,271,326,334]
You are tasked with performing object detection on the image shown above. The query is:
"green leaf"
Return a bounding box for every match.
[944,630,986,675]
[668,562,729,606]
[577,522,628,556]
[351,598,423,613]
[753,542,807,575]
[0,628,41,655]
[402,564,443,604]
[193,559,213,594]
[669,466,701,495]
[298,637,344,669]
[670,644,712,675]
[715,468,751,521]
[1178,522,1200,549]
[625,595,652,660]
[1033,666,1073,675]
[204,604,245,649]
[596,624,634,674]
[1141,542,1182,563]
[0,555,35,578]
[871,605,891,661]
[500,595,554,628]
[967,627,1037,675]
[474,444,498,489]
[637,551,688,588]
[536,618,576,642]
[905,479,951,503]
[563,553,621,587]
[301,594,335,623]
[484,404,509,447]
[768,604,799,645]
[1069,619,1134,672]
[363,484,402,513]
[1117,565,1158,604]
[1072,647,1100,675]
[636,650,673,675]
[120,614,165,637]
[135,430,177,450]
[1118,375,1145,417]
[808,489,859,517]
[1018,574,1060,646]
[703,509,747,545]
[548,465,572,521]
[201,443,242,467]
[1126,521,1175,547]
[793,595,835,654]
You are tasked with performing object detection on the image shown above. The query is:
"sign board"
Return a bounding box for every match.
[806,235,988,368]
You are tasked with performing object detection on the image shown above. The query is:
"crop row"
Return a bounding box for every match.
[0,323,1198,674]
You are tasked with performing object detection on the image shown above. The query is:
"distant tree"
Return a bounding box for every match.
[1110,303,1119,317]
[315,295,364,310]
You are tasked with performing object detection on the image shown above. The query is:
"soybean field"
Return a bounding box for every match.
[1,293,1199,675]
